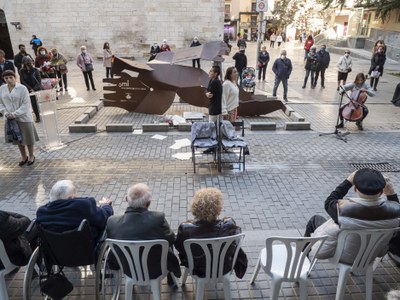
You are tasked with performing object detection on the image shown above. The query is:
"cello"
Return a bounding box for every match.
[341,90,368,121]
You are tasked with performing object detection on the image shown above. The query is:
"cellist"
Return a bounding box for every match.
[336,73,375,130]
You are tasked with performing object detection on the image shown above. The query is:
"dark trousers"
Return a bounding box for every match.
[30,95,40,121]
[106,67,113,79]
[56,71,67,90]
[270,41,275,48]
[272,77,288,99]
[303,69,316,87]
[339,104,369,123]
[258,65,267,80]
[82,71,95,90]
[304,215,327,237]
[314,68,326,87]
[277,42,282,47]
[192,59,200,68]
[370,77,379,89]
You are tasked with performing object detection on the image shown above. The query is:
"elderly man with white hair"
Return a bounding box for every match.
[106,183,181,281]
[36,180,113,244]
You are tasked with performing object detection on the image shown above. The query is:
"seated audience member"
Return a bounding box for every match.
[175,187,248,278]
[0,210,37,266]
[304,169,400,263]
[36,180,113,245]
[106,183,181,279]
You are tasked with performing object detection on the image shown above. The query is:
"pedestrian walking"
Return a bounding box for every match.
[272,50,293,102]
[14,45,33,71]
[0,70,39,166]
[232,47,247,85]
[276,34,283,47]
[221,66,239,122]
[270,32,276,48]
[190,36,201,68]
[237,35,247,51]
[337,49,352,91]
[303,46,318,89]
[304,35,314,60]
[29,35,42,56]
[368,45,386,91]
[76,46,96,91]
[103,42,113,79]
[314,45,330,88]
[0,49,16,85]
[19,56,42,123]
[50,48,68,91]
[257,46,270,81]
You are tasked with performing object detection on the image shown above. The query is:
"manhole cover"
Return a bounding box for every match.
[351,162,400,172]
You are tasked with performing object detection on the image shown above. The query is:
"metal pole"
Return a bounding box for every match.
[256,11,264,70]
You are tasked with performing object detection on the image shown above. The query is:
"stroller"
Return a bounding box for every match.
[241,67,256,94]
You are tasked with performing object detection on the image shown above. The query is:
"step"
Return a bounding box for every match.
[74,114,89,124]
[105,124,133,132]
[142,123,170,132]
[69,124,97,133]
[250,122,276,131]
[84,107,97,118]
[290,112,305,122]
[285,122,311,130]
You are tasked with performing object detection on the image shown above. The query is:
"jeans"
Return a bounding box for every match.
[56,71,67,90]
[272,77,288,99]
[303,69,315,87]
[258,65,267,80]
[82,71,96,90]
[314,68,326,87]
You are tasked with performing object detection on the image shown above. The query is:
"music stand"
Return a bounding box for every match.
[319,86,349,143]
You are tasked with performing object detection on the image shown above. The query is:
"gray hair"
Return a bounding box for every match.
[126,183,151,208]
[387,290,400,299]
[50,180,76,201]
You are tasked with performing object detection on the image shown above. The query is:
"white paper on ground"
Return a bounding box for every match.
[133,129,143,134]
[172,152,192,160]
[151,134,167,140]
[169,138,191,150]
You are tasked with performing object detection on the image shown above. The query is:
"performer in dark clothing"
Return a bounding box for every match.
[206,65,222,122]
[232,48,247,85]
[190,37,201,68]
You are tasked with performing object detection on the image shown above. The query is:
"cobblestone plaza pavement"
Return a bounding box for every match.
[2,41,400,299]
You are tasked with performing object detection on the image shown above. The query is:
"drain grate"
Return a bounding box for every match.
[351,162,400,172]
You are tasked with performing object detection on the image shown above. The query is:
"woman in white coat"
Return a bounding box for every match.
[221,67,240,122]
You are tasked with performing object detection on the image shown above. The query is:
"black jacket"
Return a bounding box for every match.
[305,52,319,71]
[369,52,386,75]
[207,78,222,115]
[19,67,42,92]
[258,51,270,66]
[316,50,330,69]
[14,53,33,70]
[106,206,181,278]
[175,217,248,278]
[0,211,32,266]
[232,51,247,73]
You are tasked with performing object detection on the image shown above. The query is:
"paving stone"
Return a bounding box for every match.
[105,123,133,132]
[285,121,311,130]
[74,114,90,124]
[290,111,306,122]
[69,124,97,133]
[84,107,97,118]
[142,123,170,132]
[249,122,276,131]
[177,123,192,132]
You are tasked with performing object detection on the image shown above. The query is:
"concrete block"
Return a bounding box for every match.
[74,114,89,124]
[69,124,97,133]
[84,107,97,118]
[290,112,305,122]
[91,100,104,111]
[106,123,133,132]
[250,122,276,131]
[142,123,170,132]
[285,122,311,130]
[284,105,295,117]
[177,123,192,132]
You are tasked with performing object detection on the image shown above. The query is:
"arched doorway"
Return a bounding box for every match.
[0,10,14,59]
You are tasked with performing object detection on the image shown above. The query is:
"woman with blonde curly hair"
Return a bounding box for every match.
[174,187,247,278]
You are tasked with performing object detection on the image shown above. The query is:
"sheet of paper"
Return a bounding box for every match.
[132,129,143,134]
[151,134,167,140]
[172,152,192,160]
[169,138,191,150]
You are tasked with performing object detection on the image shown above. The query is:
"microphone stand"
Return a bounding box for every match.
[319,86,350,143]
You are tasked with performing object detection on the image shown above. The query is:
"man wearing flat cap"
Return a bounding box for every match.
[304,168,400,263]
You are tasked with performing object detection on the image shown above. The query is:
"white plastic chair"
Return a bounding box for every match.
[249,236,328,300]
[96,239,169,300]
[0,239,18,300]
[181,233,245,300]
[326,227,400,300]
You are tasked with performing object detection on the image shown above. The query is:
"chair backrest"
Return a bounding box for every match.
[183,233,245,281]
[0,239,15,273]
[220,120,238,140]
[105,239,169,283]
[330,227,400,273]
[264,236,328,281]
[191,121,217,143]
[38,219,95,267]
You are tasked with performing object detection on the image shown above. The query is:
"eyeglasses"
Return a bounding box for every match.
[345,52,350,54]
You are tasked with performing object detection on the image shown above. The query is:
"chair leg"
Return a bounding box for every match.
[299,277,308,300]
[270,277,283,300]
[0,273,9,300]
[249,256,261,284]
[365,266,374,300]
[335,264,351,300]
[195,278,206,300]
[124,278,134,300]
[222,274,232,300]
[181,267,188,285]
[150,279,162,300]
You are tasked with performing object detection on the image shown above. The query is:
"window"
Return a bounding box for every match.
[251,2,256,11]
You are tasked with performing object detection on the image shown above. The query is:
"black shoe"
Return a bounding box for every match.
[321,85,325,89]
[65,88,68,91]
[302,85,306,88]
[93,88,97,91]
[337,87,340,91]
[35,118,41,123]
[203,148,215,154]
[19,157,28,166]
[336,122,344,129]
[283,98,288,102]
[373,88,377,91]
[87,88,90,91]
[27,156,35,166]
[311,85,315,89]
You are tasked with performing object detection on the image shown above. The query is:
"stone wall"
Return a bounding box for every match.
[0,0,224,60]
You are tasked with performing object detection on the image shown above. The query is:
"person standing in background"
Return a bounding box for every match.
[103,42,113,79]
[50,48,68,92]
[368,45,386,91]
[160,39,171,52]
[0,50,15,85]
[76,46,96,91]
[221,67,239,122]
[190,36,201,68]
[272,50,293,102]
[29,35,42,56]
[337,49,352,91]
[270,32,276,48]
[257,46,270,81]
[276,33,283,47]
[314,45,330,89]
[14,45,32,71]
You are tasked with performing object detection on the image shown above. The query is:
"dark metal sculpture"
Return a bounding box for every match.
[103,42,285,116]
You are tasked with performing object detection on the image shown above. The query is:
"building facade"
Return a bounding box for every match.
[0,0,224,60]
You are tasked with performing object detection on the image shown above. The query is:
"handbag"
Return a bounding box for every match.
[371,70,380,78]
[347,67,352,73]
[40,271,73,299]
[85,63,94,72]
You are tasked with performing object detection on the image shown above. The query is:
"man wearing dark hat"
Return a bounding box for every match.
[304,168,400,262]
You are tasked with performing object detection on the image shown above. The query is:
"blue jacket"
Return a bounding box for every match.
[0,61,15,85]
[36,197,113,241]
[272,57,293,79]
[316,50,330,69]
